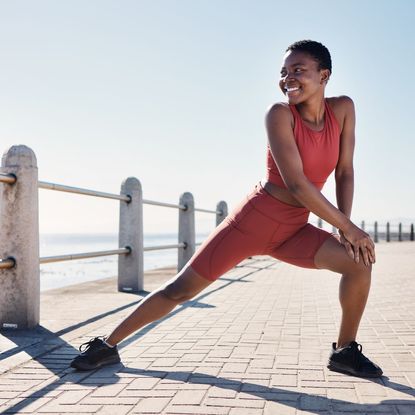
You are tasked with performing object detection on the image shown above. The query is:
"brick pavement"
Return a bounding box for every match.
[0,242,414,414]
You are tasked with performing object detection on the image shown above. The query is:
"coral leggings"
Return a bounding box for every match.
[189,182,333,281]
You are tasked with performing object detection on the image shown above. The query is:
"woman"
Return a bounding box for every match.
[71,40,382,378]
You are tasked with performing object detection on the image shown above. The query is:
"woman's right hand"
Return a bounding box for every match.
[341,224,376,266]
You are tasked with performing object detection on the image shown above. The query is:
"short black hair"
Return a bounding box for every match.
[286,40,332,74]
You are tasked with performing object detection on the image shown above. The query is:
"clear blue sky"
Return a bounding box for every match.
[0,0,414,234]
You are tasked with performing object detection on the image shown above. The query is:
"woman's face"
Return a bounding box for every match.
[279,50,329,105]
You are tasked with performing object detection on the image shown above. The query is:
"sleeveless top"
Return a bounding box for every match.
[266,99,341,191]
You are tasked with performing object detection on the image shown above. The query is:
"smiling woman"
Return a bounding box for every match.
[69,40,383,379]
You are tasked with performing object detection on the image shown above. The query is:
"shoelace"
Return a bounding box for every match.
[79,336,105,353]
[350,342,371,369]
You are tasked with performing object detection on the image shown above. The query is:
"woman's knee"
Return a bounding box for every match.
[343,260,372,282]
[162,266,211,303]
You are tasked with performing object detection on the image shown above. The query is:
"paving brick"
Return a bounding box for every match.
[164,405,229,414]
[37,403,102,413]
[54,390,91,404]
[229,408,263,415]
[126,377,161,390]
[204,398,264,408]
[170,389,207,405]
[130,397,171,413]
[81,396,138,405]
[270,374,298,387]
[221,363,248,373]
[264,401,296,414]
[96,406,133,415]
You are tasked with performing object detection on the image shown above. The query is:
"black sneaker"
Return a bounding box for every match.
[327,341,383,378]
[70,337,121,371]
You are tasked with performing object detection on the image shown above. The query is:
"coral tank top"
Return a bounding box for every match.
[266,99,341,191]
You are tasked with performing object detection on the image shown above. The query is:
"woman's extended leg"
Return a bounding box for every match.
[70,265,214,370]
[106,266,213,345]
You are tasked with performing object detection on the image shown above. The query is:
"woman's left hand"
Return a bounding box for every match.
[339,230,355,261]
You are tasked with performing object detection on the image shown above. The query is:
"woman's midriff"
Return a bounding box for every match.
[260,180,305,208]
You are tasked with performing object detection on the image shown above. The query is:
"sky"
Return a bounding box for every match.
[0,0,414,235]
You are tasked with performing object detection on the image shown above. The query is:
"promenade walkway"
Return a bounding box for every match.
[0,242,414,414]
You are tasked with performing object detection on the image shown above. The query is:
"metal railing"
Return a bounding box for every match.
[0,258,15,270]
[144,243,186,252]
[0,173,17,184]
[38,181,131,202]
[0,145,228,328]
[39,248,131,264]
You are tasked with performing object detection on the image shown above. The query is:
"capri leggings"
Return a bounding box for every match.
[188,181,333,281]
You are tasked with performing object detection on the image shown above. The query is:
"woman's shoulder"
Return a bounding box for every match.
[326,95,355,111]
[326,96,355,130]
[265,102,294,125]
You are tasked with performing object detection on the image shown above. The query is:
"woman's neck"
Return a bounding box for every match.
[295,96,326,126]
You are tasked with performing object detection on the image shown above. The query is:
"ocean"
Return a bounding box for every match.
[39,233,208,292]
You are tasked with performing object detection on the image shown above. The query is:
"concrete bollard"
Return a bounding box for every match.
[118,177,143,293]
[0,145,39,329]
[374,221,378,243]
[178,192,195,272]
[398,223,402,242]
[216,201,228,226]
[386,222,390,242]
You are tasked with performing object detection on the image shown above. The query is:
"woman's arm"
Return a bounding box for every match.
[334,97,356,260]
[266,102,375,265]
[335,96,355,219]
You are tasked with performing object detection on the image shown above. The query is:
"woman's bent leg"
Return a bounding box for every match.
[314,235,371,347]
[314,235,382,377]
[106,266,213,345]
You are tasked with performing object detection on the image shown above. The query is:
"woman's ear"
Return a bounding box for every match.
[321,69,330,84]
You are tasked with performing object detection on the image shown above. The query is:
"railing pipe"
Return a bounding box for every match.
[0,172,17,184]
[178,192,195,271]
[144,243,185,252]
[40,248,130,264]
[195,207,220,214]
[39,181,131,203]
[0,257,16,270]
[143,198,186,210]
